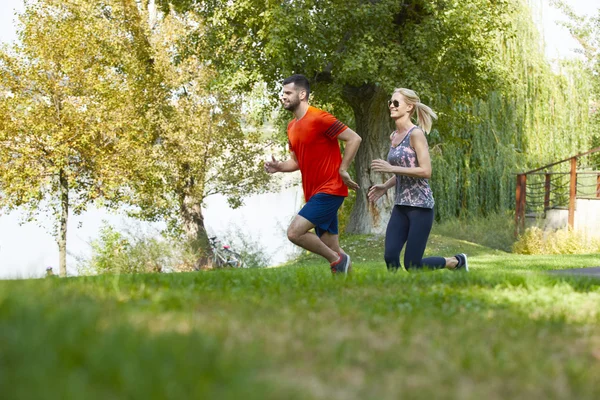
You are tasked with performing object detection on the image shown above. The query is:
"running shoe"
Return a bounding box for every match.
[331,253,351,274]
[453,253,469,272]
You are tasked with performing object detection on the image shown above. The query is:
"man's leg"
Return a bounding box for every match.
[287,215,339,263]
[319,231,342,255]
[320,232,352,272]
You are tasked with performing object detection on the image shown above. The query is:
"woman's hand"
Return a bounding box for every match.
[367,184,388,203]
[371,159,393,173]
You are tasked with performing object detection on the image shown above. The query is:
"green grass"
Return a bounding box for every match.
[1,233,600,399]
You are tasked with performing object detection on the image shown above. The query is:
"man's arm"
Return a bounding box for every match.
[264,152,299,173]
[337,128,362,190]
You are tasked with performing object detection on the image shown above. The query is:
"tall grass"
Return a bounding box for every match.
[431,211,516,252]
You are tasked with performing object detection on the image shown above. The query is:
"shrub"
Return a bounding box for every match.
[78,223,179,275]
[512,226,600,255]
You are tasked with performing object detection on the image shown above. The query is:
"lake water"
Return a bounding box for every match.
[0,174,304,279]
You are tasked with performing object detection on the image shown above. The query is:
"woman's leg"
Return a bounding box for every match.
[384,206,409,271]
[403,207,446,271]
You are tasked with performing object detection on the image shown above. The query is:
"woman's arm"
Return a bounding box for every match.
[371,129,432,179]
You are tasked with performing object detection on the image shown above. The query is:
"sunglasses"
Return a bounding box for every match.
[388,99,401,108]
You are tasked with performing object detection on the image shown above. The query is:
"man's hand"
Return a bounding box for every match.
[264,155,281,174]
[339,169,359,191]
[371,159,393,173]
[367,184,388,203]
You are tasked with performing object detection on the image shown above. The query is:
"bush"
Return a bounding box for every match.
[512,226,600,255]
[78,223,180,275]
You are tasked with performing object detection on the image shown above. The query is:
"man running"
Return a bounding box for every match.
[265,74,362,274]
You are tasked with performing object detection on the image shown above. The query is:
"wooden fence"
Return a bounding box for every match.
[515,147,600,236]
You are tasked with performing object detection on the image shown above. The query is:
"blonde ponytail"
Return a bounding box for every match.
[393,88,438,133]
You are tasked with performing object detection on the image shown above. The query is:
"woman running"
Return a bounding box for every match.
[368,88,468,272]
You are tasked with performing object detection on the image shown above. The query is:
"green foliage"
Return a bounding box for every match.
[170,0,515,98]
[429,5,594,220]
[163,0,596,227]
[112,5,270,243]
[337,187,356,234]
[513,226,600,255]
[85,225,130,274]
[552,1,600,95]
[551,1,600,163]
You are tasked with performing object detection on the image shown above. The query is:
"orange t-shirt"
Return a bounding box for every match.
[287,106,349,202]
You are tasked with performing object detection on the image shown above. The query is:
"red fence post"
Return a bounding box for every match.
[597,174,600,198]
[568,157,577,229]
[515,175,521,236]
[521,174,526,232]
[515,174,526,236]
[544,173,551,210]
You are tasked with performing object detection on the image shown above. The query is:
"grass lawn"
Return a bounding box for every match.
[1,233,599,399]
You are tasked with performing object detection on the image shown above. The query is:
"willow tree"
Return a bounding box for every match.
[0,0,140,276]
[552,0,600,148]
[159,0,525,233]
[426,1,595,220]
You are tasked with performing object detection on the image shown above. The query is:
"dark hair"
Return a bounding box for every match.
[282,74,310,98]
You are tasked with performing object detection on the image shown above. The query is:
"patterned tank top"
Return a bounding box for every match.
[387,126,435,209]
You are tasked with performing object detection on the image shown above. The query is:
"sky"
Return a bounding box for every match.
[537,0,599,61]
[0,0,598,279]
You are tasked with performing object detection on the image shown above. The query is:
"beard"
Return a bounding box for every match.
[283,96,301,111]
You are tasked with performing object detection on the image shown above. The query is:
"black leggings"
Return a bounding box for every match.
[384,205,446,271]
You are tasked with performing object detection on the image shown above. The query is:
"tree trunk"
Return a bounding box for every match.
[58,168,69,277]
[343,84,394,234]
[181,192,211,270]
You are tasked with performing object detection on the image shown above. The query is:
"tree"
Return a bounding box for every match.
[114,4,270,268]
[159,0,596,232]
[1,0,271,273]
[0,0,139,276]
[552,1,600,147]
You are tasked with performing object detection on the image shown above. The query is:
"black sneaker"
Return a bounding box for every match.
[454,253,469,272]
[331,253,351,274]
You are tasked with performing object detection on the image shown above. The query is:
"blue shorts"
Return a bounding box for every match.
[298,193,345,237]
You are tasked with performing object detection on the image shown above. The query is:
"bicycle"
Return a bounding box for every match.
[209,236,245,268]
